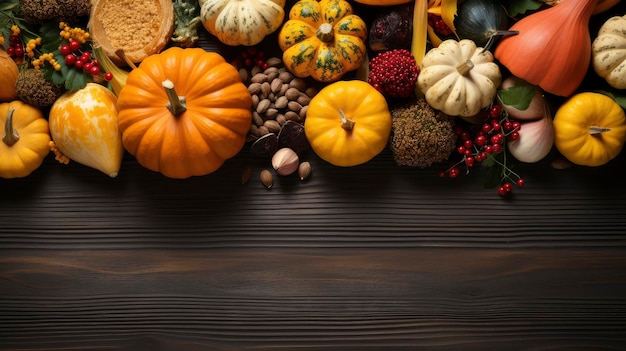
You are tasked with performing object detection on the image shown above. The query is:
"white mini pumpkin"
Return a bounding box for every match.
[417,39,502,117]
[199,0,286,46]
[592,14,626,89]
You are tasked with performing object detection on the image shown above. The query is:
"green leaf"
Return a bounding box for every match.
[595,90,626,110]
[68,71,87,91]
[0,0,18,11]
[483,164,502,189]
[64,68,76,90]
[498,85,536,111]
[504,0,543,17]
[49,69,65,85]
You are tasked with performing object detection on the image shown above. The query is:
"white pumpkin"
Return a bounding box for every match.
[417,39,502,117]
[199,0,286,46]
[592,15,626,89]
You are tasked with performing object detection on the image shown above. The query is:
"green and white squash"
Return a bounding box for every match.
[199,0,286,46]
[277,0,368,82]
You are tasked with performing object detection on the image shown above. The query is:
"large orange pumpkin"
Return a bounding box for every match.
[116,47,252,179]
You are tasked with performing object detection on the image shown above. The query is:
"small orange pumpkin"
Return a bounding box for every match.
[0,49,19,102]
[304,80,392,167]
[117,47,252,179]
[0,100,51,178]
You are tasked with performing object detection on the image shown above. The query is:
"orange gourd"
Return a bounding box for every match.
[117,47,252,179]
[0,49,19,102]
[0,101,51,178]
[494,0,599,97]
[304,80,392,167]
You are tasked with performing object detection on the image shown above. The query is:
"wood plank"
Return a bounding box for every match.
[1,248,626,350]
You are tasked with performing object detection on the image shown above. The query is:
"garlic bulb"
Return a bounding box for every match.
[508,115,555,163]
[271,147,299,176]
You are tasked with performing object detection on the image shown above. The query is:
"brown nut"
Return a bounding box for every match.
[260,169,273,189]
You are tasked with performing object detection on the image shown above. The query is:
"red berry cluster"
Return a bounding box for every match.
[439,104,526,197]
[5,34,24,58]
[428,13,453,37]
[368,49,420,98]
[232,47,268,70]
[60,40,113,81]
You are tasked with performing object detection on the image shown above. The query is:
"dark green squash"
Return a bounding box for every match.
[454,0,517,48]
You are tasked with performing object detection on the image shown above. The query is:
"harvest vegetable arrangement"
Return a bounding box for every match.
[1,0,626,197]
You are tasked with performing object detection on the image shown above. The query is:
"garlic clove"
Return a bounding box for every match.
[271,147,299,176]
[508,115,555,163]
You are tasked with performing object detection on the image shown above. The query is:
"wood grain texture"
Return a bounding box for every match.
[1,147,626,350]
[2,3,626,349]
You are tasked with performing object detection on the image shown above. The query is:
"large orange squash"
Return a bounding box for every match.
[117,47,252,179]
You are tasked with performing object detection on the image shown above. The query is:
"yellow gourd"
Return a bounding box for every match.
[553,92,626,167]
[0,101,51,179]
[0,49,19,102]
[48,83,124,177]
[304,80,392,166]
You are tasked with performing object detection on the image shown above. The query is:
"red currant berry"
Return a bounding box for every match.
[65,54,76,65]
[457,145,466,155]
[503,182,513,193]
[516,178,526,187]
[465,156,475,167]
[448,167,460,178]
[460,131,470,141]
[464,149,472,157]
[463,139,473,149]
[438,170,446,177]
[489,104,502,118]
[491,121,501,132]
[90,59,99,67]
[69,40,80,51]
[485,145,493,154]
[6,47,15,56]
[74,59,84,69]
[60,45,71,55]
[83,62,93,72]
[104,72,113,81]
[454,125,465,135]
[497,186,508,196]
[80,52,92,62]
[512,121,522,131]
[474,135,486,147]
[14,46,24,56]
[509,131,520,141]
[482,123,491,134]
[90,65,100,76]
[493,144,503,153]
[503,121,513,131]
[490,134,501,145]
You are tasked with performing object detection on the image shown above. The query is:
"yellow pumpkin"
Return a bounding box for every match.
[117,47,252,179]
[304,80,392,166]
[592,14,626,89]
[0,101,51,179]
[278,0,368,82]
[553,92,626,167]
[199,0,286,46]
[352,0,412,5]
[0,49,19,102]
[418,39,502,117]
[49,83,124,177]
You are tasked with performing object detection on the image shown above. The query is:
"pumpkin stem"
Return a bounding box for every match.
[482,30,519,54]
[2,108,19,147]
[456,60,474,76]
[316,23,334,43]
[339,109,355,131]
[589,126,611,135]
[162,79,187,116]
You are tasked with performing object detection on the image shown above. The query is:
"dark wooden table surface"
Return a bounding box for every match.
[2,145,626,350]
[3,3,626,350]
